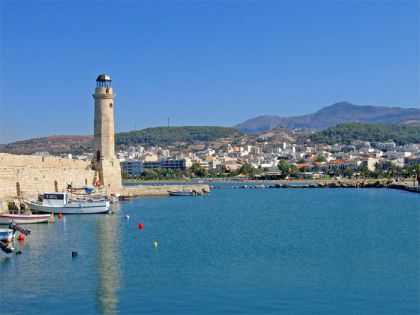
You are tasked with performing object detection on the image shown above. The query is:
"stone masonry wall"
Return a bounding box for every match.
[99,158,123,194]
[0,153,95,201]
[122,184,210,197]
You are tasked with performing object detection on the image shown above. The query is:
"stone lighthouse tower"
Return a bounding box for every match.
[92,74,122,193]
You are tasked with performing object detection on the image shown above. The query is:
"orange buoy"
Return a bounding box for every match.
[18,234,25,241]
[58,213,63,219]
[138,223,144,230]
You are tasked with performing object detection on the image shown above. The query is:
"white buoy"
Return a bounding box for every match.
[125,215,130,220]
[153,241,158,249]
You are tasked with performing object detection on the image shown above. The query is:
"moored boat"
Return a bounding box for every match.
[0,229,15,242]
[0,213,52,225]
[23,193,111,214]
[168,190,198,196]
[0,240,14,254]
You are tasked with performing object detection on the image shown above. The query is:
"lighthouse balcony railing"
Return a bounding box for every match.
[96,81,112,88]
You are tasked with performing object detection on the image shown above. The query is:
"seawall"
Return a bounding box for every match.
[122,184,211,197]
[210,181,420,193]
[0,153,96,201]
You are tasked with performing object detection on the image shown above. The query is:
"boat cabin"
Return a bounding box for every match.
[41,193,69,207]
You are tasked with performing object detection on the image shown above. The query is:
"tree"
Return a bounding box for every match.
[191,163,207,178]
[239,163,255,176]
[315,155,326,162]
[360,166,369,179]
[278,160,291,178]
[387,163,396,180]
[405,164,420,185]
[344,169,354,178]
[289,165,299,177]
[141,170,158,180]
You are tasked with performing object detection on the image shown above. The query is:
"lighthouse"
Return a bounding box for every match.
[92,74,122,193]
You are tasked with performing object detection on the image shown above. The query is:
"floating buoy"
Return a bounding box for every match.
[72,251,78,257]
[125,215,130,220]
[138,223,144,230]
[153,241,158,249]
[17,234,25,241]
[58,213,63,219]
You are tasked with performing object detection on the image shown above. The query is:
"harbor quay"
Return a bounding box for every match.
[122,184,210,197]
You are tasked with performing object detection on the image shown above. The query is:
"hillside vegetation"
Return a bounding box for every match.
[0,135,93,155]
[116,126,241,147]
[310,123,420,145]
[0,126,242,155]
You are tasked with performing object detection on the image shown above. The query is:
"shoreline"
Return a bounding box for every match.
[209,181,420,193]
[123,178,416,186]
[122,179,419,194]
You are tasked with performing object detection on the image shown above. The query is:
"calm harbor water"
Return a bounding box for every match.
[1,188,419,314]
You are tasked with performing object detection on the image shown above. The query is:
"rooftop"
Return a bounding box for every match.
[96,74,112,81]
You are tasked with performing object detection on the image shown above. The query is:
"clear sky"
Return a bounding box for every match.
[1,0,419,143]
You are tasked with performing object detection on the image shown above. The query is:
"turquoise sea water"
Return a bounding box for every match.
[1,188,419,314]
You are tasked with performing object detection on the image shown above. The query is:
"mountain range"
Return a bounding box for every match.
[2,102,419,155]
[234,101,420,133]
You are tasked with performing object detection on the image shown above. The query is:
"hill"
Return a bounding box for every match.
[0,135,93,155]
[310,123,420,146]
[255,128,296,143]
[0,126,241,155]
[234,101,420,133]
[116,126,241,147]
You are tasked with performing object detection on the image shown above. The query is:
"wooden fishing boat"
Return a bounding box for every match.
[0,213,52,225]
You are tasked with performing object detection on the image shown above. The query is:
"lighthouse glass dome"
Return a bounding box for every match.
[96,74,112,88]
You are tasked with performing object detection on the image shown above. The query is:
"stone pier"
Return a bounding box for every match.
[122,184,210,197]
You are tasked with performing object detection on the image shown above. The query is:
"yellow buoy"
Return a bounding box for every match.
[153,241,158,249]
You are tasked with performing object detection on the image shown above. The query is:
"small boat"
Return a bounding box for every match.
[23,192,110,214]
[168,190,198,196]
[0,240,14,254]
[108,195,119,203]
[0,229,15,242]
[0,213,52,225]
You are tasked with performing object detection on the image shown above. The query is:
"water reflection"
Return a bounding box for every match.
[95,203,122,314]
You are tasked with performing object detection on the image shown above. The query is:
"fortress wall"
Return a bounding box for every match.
[0,153,95,200]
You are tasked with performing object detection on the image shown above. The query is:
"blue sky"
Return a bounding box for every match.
[1,1,419,143]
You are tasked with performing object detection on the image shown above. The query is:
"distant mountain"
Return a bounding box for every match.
[0,126,241,155]
[234,102,420,133]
